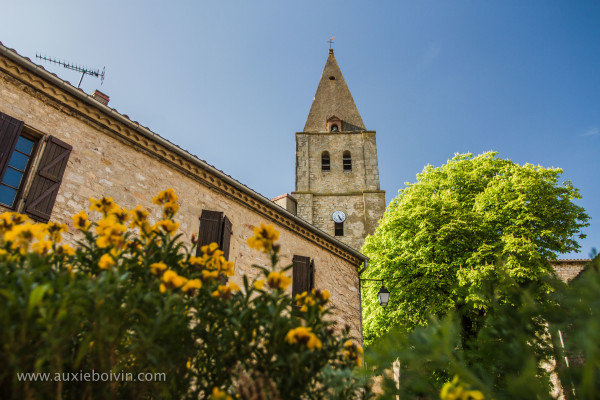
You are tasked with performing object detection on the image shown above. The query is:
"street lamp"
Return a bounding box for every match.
[360,278,390,308]
[377,285,390,308]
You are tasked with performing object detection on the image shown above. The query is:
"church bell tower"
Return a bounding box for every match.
[291,49,386,250]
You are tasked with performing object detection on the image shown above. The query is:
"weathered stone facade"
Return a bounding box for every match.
[0,43,366,340]
[551,259,590,283]
[292,49,386,250]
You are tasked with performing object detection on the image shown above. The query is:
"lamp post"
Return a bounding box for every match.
[360,278,390,308]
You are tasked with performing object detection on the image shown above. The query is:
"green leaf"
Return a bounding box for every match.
[27,284,49,317]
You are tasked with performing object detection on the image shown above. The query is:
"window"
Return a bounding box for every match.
[292,255,314,300]
[343,151,352,171]
[0,135,35,208]
[330,124,339,132]
[0,112,72,222]
[321,151,330,171]
[335,222,344,236]
[197,210,233,260]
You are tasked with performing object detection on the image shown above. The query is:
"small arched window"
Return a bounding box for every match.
[343,151,352,171]
[321,151,330,171]
[330,124,339,132]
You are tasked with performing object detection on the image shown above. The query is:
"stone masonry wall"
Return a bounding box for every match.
[295,131,381,193]
[293,131,385,250]
[0,66,364,341]
[551,260,589,283]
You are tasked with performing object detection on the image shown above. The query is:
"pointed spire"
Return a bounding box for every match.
[303,49,366,132]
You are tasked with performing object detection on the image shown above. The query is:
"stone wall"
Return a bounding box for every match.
[293,131,386,250]
[551,260,589,283]
[0,53,365,341]
[295,131,382,193]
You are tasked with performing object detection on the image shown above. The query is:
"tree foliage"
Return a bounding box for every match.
[361,152,589,345]
[365,253,600,399]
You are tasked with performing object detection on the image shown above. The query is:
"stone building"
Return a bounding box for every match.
[0,42,367,341]
[292,49,386,250]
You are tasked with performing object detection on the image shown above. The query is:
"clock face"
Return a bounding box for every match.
[332,210,346,223]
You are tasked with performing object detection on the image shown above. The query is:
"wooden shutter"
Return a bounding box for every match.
[196,210,224,256]
[309,259,315,291]
[292,255,311,299]
[0,112,24,179]
[24,136,72,222]
[220,215,232,261]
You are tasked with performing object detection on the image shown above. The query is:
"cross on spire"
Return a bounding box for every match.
[329,36,335,49]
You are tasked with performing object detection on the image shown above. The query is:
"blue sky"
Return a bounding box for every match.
[1,1,598,258]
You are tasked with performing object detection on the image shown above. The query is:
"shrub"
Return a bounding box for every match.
[0,190,371,399]
[365,254,600,400]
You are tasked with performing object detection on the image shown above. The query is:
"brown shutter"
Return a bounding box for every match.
[0,112,24,179]
[309,259,315,291]
[24,136,72,222]
[220,215,232,261]
[196,210,224,256]
[292,255,311,299]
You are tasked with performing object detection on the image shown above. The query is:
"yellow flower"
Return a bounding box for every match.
[58,244,75,257]
[201,270,219,280]
[295,291,308,301]
[32,240,53,255]
[4,223,46,255]
[296,289,330,313]
[130,205,149,222]
[99,253,115,270]
[211,387,233,400]
[285,326,322,350]
[200,242,221,256]
[162,201,179,218]
[253,279,265,290]
[89,197,118,216]
[247,223,279,253]
[72,211,92,231]
[343,341,364,366]
[95,219,127,248]
[45,221,68,242]
[317,289,330,302]
[152,188,178,205]
[150,262,168,275]
[195,243,236,278]
[440,375,485,400]
[108,207,130,224]
[188,256,203,266]
[211,282,240,299]
[267,271,292,290]
[153,220,180,235]
[161,270,188,291]
[182,279,202,294]
[0,212,29,234]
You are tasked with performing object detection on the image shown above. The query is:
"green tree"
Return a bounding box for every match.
[361,152,589,345]
[365,253,600,399]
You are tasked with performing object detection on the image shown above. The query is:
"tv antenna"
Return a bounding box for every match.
[36,53,105,88]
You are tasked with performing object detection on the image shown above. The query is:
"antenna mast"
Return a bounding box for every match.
[36,54,105,88]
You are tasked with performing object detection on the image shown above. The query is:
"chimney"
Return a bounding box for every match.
[91,89,110,106]
[271,194,297,215]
